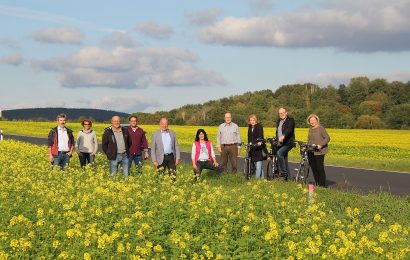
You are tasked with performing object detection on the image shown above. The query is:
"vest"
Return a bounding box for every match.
[194,141,214,163]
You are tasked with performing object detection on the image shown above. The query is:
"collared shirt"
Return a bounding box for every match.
[217,122,242,148]
[161,131,173,154]
[277,118,285,138]
[57,126,69,152]
[113,129,126,154]
[128,126,148,155]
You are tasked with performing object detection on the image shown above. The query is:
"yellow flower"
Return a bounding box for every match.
[242,225,250,233]
[117,243,125,253]
[83,252,91,260]
[52,240,60,249]
[374,214,382,223]
[153,244,163,253]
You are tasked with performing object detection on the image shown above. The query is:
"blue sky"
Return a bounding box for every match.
[1,0,410,113]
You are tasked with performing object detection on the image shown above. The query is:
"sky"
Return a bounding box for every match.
[1,0,410,113]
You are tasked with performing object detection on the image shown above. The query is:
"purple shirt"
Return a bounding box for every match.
[127,126,148,155]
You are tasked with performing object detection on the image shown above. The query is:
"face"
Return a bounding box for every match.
[198,132,205,140]
[83,121,91,130]
[57,117,66,128]
[249,117,257,126]
[111,116,121,128]
[224,113,232,124]
[309,117,318,127]
[129,117,137,127]
[160,118,168,131]
[278,108,287,120]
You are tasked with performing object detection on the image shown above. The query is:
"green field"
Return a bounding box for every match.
[1,121,410,172]
[0,140,409,258]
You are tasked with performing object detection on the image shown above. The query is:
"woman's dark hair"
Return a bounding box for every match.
[81,119,92,127]
[195,129,208,142]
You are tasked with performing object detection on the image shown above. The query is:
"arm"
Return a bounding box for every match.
[101,130,109,154]
[216,125,222,152]
[47,130,54,161]
[191,143,197,169]
[142,131,149,159]
[318,126,331,149]
[92,131,98,155]
[173,131,181,164]
[75,132,80,153]
[151,132,157,165]
[210,143,218,166]
[236,124,241,153]
[282,118,295,139]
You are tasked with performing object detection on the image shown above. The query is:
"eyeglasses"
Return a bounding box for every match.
[83,123,90,125]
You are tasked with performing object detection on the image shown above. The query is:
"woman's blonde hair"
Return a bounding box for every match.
[248,114,259,124]
[307,114,320,125]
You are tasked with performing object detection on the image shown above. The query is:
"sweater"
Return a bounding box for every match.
[75,130,98,153]
[307,125,331,155]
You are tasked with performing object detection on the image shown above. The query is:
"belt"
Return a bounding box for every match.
[164,153,174,156]
[222,143,235,146]
[58,151,69,154]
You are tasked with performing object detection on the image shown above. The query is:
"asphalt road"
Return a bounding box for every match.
[3,134,410,196]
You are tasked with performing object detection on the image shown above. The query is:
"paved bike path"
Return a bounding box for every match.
[4,134,410,196]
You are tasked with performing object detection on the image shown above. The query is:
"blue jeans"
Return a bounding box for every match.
[128,154,143,170]
[109,153,129,177]
[254,161,264,179]
[53,152,70,170]
[277,145,293,180]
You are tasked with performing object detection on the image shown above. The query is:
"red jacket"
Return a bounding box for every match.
[47,127,74,156]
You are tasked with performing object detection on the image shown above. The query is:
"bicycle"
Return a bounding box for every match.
[243,139,265,180]
[265,137,280,180]
[294,141,317,184]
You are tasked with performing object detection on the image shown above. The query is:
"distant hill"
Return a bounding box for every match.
[2,108,130,122]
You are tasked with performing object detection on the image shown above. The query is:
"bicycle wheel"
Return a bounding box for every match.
[272,157,280,179]
[265,159,273,180]
[243,158,251,180]
[296,162,309,184]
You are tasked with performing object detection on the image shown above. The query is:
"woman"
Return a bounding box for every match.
[306,114,330,187]
[247,114,265,178]
[191,129,222,180]
[75,119,98,167]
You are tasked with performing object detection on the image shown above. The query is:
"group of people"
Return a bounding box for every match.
[47,107,330,187]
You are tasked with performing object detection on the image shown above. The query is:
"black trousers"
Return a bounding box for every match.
[307,153,326,187]
[157,153,176,175]
[194,160,223,175]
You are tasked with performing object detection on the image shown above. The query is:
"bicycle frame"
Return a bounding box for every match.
[265,137,279,180]
[294,141,317,184]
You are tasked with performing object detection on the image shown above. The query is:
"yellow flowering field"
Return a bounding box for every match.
[0,121,409,172]
[0,140,409,259]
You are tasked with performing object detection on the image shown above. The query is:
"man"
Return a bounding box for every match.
[102,116,130,177]
[151,117,181,176]
[217,112,242,173]
[127,115,149,171]
[276,107,295,180]
[47,113,74,170]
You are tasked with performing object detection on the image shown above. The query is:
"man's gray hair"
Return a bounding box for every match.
[56,113,67,120]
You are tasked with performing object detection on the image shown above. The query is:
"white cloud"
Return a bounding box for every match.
[135,21,174,40]
[79,96,160,113]
[0,54,24,66]
[0,4,123,33]
[198,0,410,52]
[101,32,137,47]
[32,27,84,44]
[185,8,223,26]
[0,38,19,49]
[302,71,410,87]
[32,46,226,89]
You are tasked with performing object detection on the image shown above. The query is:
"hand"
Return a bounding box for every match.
[193,164,197,170]
[176,159,181,165]
[213,161,219,167]
[218,147,222,153]
[77,151,82,156]
[49,154,54,162]
[257,142,262,146]
[144,152,149,159]
[279,135,285,142]
[91,152,96,156]
[237,148,241,155]
[153,161,159,167]
[317,145,322,150]
[67,151,72,156]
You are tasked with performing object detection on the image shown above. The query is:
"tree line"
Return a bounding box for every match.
[136,77,410,129]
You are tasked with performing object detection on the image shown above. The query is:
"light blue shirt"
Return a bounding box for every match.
[161,131,173,154]
[277,119,285,139]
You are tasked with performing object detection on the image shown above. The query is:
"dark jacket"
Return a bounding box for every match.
[47,127,74,156]
[276,116,295,146]
[247,123,264,162]
[102,126,131,160]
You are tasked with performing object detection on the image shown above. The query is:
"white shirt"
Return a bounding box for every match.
[191,142,216,161]
[161,131,173,154]
[57,127,70,152]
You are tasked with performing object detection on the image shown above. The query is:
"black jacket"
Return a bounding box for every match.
[276,117,295,146]
[248,123,264,162]
[102,127,131,160]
